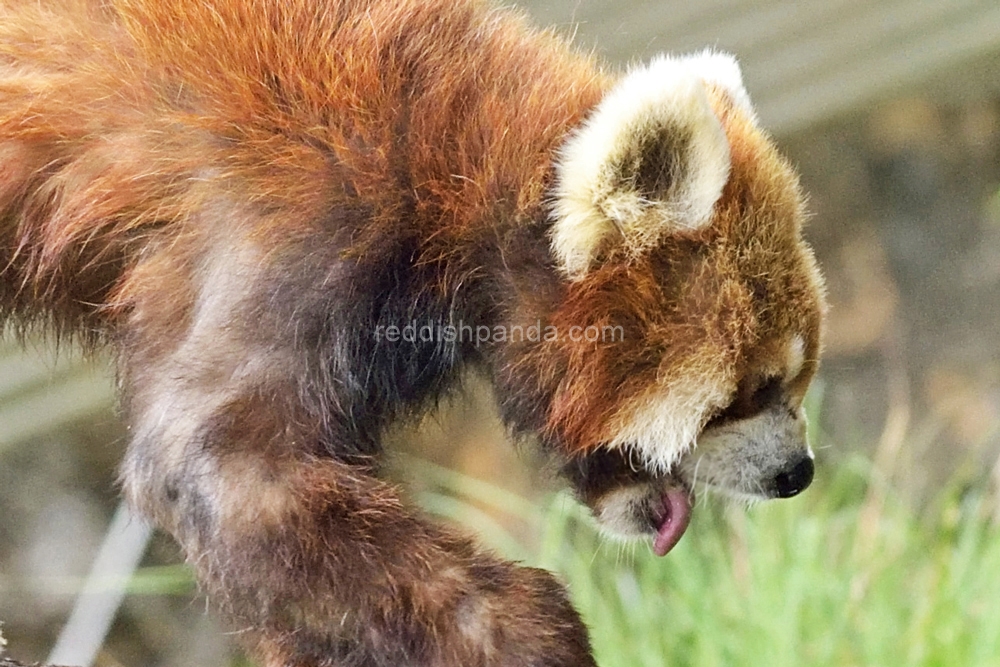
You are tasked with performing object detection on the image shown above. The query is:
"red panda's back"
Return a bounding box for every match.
[0,0,605,333]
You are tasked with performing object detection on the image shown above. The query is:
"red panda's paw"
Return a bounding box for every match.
[488,565,598,667]
[244,558,596,667]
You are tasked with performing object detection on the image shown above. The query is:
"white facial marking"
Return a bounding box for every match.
[607,376,731,473]
[787,334,806,378]
[593,485,655,539]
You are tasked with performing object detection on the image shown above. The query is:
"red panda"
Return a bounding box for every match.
[0,0,826,664]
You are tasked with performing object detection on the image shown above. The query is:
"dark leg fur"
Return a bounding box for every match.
[114,221,593,667]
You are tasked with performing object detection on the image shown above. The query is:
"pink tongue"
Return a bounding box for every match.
[652,488,692,557]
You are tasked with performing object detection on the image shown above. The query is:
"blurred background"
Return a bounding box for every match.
[2,1,999,665]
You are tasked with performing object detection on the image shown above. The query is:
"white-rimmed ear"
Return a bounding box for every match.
[679,50,756,122]
[551,52,752,280]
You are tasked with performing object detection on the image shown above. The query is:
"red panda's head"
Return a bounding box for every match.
[527,52,826,555]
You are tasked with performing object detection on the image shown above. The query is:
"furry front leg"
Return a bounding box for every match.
[130,451,593,666]
[120,379,593,667]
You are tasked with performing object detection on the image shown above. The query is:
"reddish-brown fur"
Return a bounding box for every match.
[0,0,604,326]
[0,0,824,665]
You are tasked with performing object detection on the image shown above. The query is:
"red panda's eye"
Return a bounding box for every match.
[748,376,783,413]
[704,375,784,430]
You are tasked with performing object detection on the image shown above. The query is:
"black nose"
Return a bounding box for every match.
[773,457,814,498]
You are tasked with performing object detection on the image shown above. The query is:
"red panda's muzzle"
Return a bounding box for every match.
[564,448,698,555]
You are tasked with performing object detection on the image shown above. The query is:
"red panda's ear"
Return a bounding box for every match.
[551,52,752,280]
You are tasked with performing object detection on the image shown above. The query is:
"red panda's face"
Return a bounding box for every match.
[546,53,826,555]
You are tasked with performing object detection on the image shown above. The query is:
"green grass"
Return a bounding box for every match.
[417,456,1000,667]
